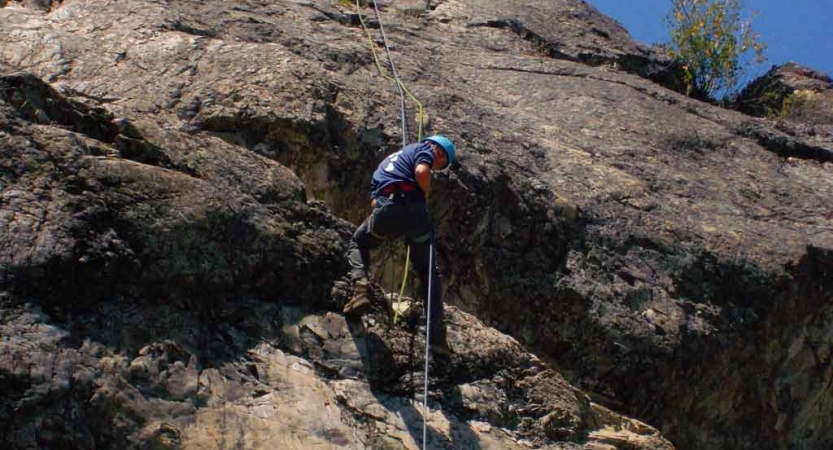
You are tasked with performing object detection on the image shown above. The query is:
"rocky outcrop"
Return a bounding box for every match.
[433,0,687,92]
[735,63,832,119]
[2,0,832,449]
[1,298,673,449]
[0,72,349,306]
[732,63,833,169]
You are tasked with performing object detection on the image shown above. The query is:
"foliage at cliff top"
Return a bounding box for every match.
[666,0,766,99]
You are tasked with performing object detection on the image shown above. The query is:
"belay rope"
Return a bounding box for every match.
[354,1,434,448]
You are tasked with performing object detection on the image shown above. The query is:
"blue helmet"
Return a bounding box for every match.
[422,135,456,168]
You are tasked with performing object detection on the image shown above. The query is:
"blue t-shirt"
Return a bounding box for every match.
[370,142,434,199]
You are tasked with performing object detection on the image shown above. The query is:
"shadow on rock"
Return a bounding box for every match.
[345,310,483,450]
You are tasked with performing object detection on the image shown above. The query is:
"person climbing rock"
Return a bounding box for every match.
[344,135,455,353]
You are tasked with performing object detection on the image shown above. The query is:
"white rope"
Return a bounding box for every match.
[364,4,433,448]
[423,238,434,449]
[370,0,409,148]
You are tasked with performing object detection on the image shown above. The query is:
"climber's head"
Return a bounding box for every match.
[422,135,456,169]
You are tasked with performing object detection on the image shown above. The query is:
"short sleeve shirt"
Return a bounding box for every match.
[370,142,434,199]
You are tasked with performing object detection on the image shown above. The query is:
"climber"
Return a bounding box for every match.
[344,135,456,352]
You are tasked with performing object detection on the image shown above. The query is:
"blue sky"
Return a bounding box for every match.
[588,0,832,84]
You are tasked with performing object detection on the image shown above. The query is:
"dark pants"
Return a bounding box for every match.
[346,195,445,341]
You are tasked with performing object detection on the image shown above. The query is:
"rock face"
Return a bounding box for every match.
[1,1,832,450]
[0,32,670,450]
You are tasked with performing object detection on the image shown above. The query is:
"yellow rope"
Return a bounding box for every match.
[355,0,424,324]
[355,0,425,140]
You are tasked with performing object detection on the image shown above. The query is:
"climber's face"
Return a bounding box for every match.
[431,142,448,170]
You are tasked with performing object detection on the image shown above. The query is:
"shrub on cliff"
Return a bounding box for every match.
[776,90,833,124]
[666,0,766,99]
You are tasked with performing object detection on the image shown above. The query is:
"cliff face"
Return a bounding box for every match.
[0,64,674,450]
[1,1,832,449]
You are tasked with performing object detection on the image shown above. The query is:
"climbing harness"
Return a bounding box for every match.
[354,2,435,448]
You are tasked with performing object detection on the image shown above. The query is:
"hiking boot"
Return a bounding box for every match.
[430,341,452,359]
[429,330,452,359]
[343,279,371,316]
